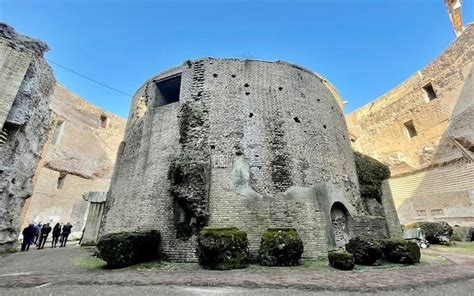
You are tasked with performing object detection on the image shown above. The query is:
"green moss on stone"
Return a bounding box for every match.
[96,230,160,268]
[197,227,249,270]
[328,250,355,270]
[345,236,383,266]
[380,238,420,264]
[354,151,390,201]
[259,228,304,266]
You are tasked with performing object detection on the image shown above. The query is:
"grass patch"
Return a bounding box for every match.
[74,255,107,270]
[429,242,474,255]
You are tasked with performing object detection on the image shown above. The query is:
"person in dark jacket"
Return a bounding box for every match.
[21,224,36,252]
[37,223,52,249]
[60,223,73,247]
[33,223,42,246]
[51,223,61,248]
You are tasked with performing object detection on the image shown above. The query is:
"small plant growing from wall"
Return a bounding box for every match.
[196,227,249,270]
[259,228,304,266]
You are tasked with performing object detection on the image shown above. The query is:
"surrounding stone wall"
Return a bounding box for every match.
[20,84,126,238]
[347,24,474,227]
[0,23,55,252]
[102,58,383,261]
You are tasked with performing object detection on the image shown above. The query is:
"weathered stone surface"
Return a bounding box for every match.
[197,227,248,270]
[328,250,355,270]
[380,238,420,264]
[101,58,393,262]
[20,84,126,238]
[96,230,160,268]
[345,236,383,265]
[0,23,55,252]
[258,228,304,266]
[347,24,474,227]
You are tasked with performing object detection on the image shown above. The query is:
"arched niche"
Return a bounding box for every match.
[330,202,352,248]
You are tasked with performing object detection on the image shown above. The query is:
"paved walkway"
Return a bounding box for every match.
[0,246,473,293]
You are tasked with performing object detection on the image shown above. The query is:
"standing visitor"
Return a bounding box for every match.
[20,224,36,252]
[33,223,42,246]
[51,223,61,248]
[37,223,52,249]
[60,223,73,247]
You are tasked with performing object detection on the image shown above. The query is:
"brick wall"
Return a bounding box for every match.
[102,58,379,261]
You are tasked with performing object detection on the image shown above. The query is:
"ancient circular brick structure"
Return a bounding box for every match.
[102,58,383,261]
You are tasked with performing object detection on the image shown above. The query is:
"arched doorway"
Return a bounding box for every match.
[330,202,351,248]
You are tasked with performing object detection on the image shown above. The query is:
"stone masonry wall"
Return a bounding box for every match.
[0,23,55,252]
[20,84,126,238]
[102,58,374,261]
[347,24,474,227]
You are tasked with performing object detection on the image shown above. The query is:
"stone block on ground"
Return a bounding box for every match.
[96,230,160,268]
[345,236,383,265]
[328,250,355,270]
[197,227,248,270]
[380,238,420,264]
[259,228,304,266]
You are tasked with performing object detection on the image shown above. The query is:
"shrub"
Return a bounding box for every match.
[406,222,453,244]
[259,228,304,266]
[380,238,420,264]
[452,227,474,242]
[328,250,355,270]
[96,230,160,268]
[197,227,248,270]
[345,237,383,265]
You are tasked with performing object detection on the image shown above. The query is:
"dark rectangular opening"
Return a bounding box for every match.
[0,122,20,146]
[423,82,437,101]
[155,75,181,107]
[99,115,108,129]
[57,172,67,190]
[404,120,417,139]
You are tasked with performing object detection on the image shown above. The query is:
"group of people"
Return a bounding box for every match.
[21,222,73,251]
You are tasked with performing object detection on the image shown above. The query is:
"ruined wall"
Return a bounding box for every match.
[102,58,374,261]
[347,24,474,226]
[0,24,55,252]
[20,84,126,237]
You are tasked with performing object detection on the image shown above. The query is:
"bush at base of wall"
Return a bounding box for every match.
[328,250,355,270]
[380,238,420,264]
[96,230,160,268]
[345,236,383,265]
[197,227,248,270]
[259,228,304,266]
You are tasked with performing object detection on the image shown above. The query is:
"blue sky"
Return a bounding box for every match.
[1,0,473,118]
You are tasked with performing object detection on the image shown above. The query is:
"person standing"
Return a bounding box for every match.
[21,224,36,252]
[37,223,52,249]
[51,223,61,248]
[60,223,73,247]
[33,223,42,246]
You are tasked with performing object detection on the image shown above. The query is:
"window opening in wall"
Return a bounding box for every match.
[431,209,444,217]
[404,120,417,139]
[423,82,437,101]
[416,210,427,217]
[56,173,67,190]
[99,115,108,129]
[51,121,65,145]
[0,122,20,147]
[155,75,181,107]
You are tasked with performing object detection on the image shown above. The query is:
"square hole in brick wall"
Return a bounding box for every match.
[404,120,417,139]
[155,75,181,107]
[423,82,437,101]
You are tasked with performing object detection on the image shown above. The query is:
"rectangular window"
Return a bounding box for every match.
[431,209,444,217]
[404,120,417,139]
[423,82,437,101]
[51,121,65,145]
[99,115,108,129]
[155,75,181,107]
[56,173,67,190]
[0,122,20,146]
[416,210,427,217]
